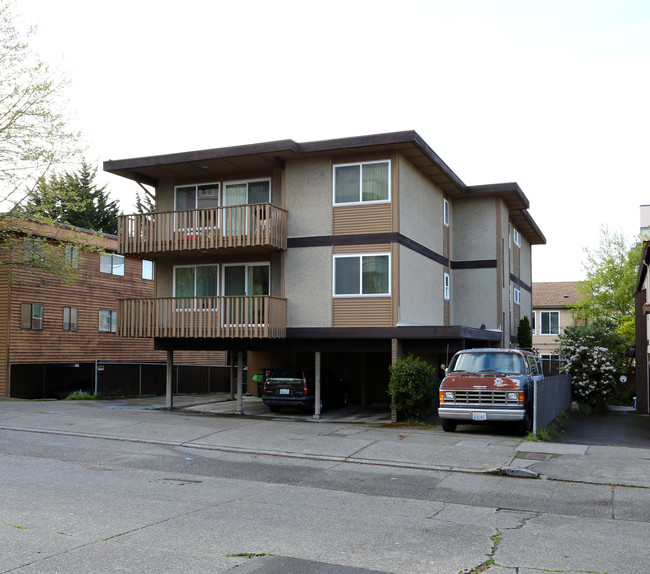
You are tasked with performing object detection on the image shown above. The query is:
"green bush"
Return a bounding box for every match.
[388,354,438,421]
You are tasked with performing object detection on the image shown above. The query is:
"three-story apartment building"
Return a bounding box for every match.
[104,131,545,407]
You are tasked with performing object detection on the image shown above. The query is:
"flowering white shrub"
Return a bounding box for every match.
[559,335,617,408]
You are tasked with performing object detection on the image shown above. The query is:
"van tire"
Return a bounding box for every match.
[516,409,533,436]
[441,419,457,432]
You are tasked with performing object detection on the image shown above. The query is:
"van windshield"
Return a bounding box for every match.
[449,352,524,375]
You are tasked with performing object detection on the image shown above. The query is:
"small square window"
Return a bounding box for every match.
[514,288,521,304]
[444,273,450,300]
[100,254,125,276]
[21,303,43,330]
[444,199,449,226]
[142,260,154,281]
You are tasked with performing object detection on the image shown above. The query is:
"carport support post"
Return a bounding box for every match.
[391,339,405,423]
[235,351,244,415]
[166,350,174,410]
[313,352,322,420]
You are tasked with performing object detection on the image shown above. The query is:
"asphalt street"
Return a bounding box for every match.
[0,397,648,574]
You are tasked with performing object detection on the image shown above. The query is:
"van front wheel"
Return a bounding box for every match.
[441,419,457,432]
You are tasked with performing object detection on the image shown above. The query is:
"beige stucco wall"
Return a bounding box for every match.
[285,157,333,238]
[451,197,498,261]
[284,246,332,327]
[452,268,499,330]
[532,307,576,354]
[398,156,444,250]
[398,245,443,325]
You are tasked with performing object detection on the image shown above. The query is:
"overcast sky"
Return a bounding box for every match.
[16,0,650,282]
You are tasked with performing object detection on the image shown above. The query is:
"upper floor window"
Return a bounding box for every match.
[514,288,521,304]
[333,160,390,205]
[142,260,154,281]
[21,303,43,330]
[100,253,124,276]
[444,199,450,226]
[175,183,220,211]
[99,309,117,333]
[513,227,521,247]
[540,310,560,335]
[444,272,450,300]
[65,245,80,269]
[224,179,270,206]
[334,253,390,296]
[23,238,45,264]
[63,306,78,331]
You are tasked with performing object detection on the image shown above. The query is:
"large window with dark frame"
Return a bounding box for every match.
[333,160,390,205]
[334,254,390,296]
[98,309,117,333]
[540,310,560,335]
[63,306,78,331]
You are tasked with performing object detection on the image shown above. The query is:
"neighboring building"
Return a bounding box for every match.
[532,281,583,359]
[0,219,227,398]
[634,242,650,414]
[103,130,545,406]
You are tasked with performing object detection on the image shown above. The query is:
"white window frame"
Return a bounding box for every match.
[142,260,154,281]
[513,227,521,247]
[333,253,391,297]
[98,309,117,333]
[100,253,124,276]
[173,182,221,210]
[540,310,560,336]
[332,160,391,206]
[173,263,220,303]
[443,199,450,227]
[444,272,450,300]
[222,178,271,205]
[514,287,521,304]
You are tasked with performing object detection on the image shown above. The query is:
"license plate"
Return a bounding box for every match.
[279,389,290,395]
[472,412,487,421]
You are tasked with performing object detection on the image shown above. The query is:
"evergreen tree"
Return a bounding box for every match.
[517,316,532,349]
[135,189,155,213]
[25,161,121,234]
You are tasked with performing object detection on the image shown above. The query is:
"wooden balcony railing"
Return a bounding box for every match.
[118,296,287,339]
[118,204,288,255]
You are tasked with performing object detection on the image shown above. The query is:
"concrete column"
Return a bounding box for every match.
[390,339,404,423]
[166,349,174,410]
[235,351,244,415]
[313,352,321,420]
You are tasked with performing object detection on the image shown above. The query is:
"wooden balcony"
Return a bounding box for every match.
[118,296,287,339]
[118,204,288,255]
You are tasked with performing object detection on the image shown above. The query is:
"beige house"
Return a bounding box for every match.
[104,131,545,408]
[532,281,582,359]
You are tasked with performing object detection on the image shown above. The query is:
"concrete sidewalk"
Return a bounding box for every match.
[0,396,649,489]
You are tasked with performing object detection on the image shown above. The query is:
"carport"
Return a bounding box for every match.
[154,326,502,418]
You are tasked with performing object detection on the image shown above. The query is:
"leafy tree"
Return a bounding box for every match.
[388,354,438,421]
[25,161,121,234]
[572,226,641,347]
[517,316,532,349]
[0,0,80,207]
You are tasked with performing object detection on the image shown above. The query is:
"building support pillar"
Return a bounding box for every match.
[390,339,404,423]
[166,349,174,410]
[313,351,322,420]
[235,351,244,415]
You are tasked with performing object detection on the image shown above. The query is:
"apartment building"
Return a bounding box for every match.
[0,219,226,398]
[104,131,545,406]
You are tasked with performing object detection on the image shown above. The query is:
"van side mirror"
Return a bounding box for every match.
[440,364,447,372]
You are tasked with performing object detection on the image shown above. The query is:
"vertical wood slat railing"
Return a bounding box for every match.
[118,204,288,254]
[118,296,287,339]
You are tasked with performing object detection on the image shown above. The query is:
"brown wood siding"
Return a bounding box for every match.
[514,302,521,328]
[333,243,392,254]
[0,260,10,395]
[333,298,392,327]
[333,204,392,235]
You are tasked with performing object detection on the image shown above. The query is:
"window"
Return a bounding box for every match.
[21,303,43,330]
[514,288,521,304]
[222,263,270,297]
[23,238,45,263]
[174,264,219,309]
[63,307,78,331]
[444,272,450,300]
[333,160,390,205]
[540,311,560,335]
[444,199,450,226]
[100,253,125,276]
[175,183,220,210]
[513,227,521,247]
[142,260,154,280]
[99,310,117,333]
[334,254,390,296]
[65,245,80,269]
[223,179,271,206]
